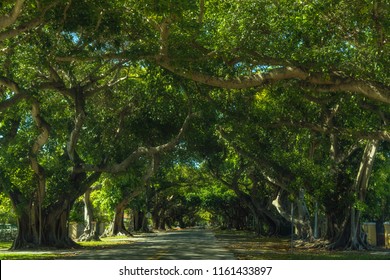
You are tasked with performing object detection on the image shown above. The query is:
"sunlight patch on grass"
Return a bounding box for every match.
[77,237,134,249]
[102,235,133,240]
[0,242,12,250]
[0,253,62,260]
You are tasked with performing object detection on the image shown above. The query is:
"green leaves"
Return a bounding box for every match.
[0,193,16,224]
[0,0,389,245]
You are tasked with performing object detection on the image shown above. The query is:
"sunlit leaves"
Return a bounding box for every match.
[0,0,389,241]
[364,146,390,221]
[0,193,16,224]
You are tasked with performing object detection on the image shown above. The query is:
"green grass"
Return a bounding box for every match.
[0,253,64,260]
[0,237,134,260]
[77,237,132,248]
[0,242,12,249]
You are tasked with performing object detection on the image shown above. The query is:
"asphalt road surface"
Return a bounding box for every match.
[67,229,235,260]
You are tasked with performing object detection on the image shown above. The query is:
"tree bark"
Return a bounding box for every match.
[11,202,39,249]
[157,58,390,105]
[127,210,151,232]
[272,189,313,240]
[11,199,78,249]
[132,209,140,231]
[7,169,100,249]
[100,198,132,237]
[0,1,61,42]
[108,155,161,235]
[0,0,25,30]
[78,186,101,242]
[328,139,380,250]
[131,209,150,232]
[112,198,132,236]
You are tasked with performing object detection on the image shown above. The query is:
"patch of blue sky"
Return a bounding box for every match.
[251,65,283,73]
[70,32,80,44]
[233,62,281,74]
[60,31,80,44]
[2,91,15,100]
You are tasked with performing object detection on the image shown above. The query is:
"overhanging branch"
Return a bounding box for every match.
[0,0,61,42]
[158,59,390,105]
[0,0,25,30]
[217,128,294,191]
[0,76,29,112]
[75,111,194,174]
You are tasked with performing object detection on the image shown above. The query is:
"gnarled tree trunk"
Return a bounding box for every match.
[101,198,132,237]
[132,209,147,232]
[78,185,101,242]
[272,189,313,240]
[328,139,379,250]
[11,198,77,249]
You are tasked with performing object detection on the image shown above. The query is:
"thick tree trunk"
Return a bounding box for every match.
[133,209,140,231]
[350,139,379,248]
[78,187,100,242]
[157,209,167,230]
[328,215,368,250]
[44,206,76,248]
[152,213,160,230]
[164,218,172,229]
[11,203,39,249]
[101,198,132,237]
[141,212,151,232]
[12,200,77,249]
[134,210,145,231]
[248,203,282,236]
[151,202,166,230]
[272,189,313,240]
[328,139,379,250]
[8,171,100,249]
[228,176,285,235]
[112,202,132,236]
[296,189,313,240]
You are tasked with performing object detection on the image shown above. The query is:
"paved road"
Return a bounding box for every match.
[66,229,235,260]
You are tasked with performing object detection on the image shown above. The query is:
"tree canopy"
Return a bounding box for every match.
[0,0,389,251]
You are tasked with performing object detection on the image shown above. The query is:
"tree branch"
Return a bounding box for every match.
[0,0,25,30]
[0,0,61,42]
[158,59,390,104]
[198,0,205,24]
[55,52,138,63]
[271,119,390,143]
[159,18,172,58]
[66,89,86,162]
[75,111,195,174]
[29,98,51,243]
[311,80,390,105]
[0,76,29,111]
[217,128,294,190]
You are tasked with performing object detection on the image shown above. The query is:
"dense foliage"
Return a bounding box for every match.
[0,0,389,250]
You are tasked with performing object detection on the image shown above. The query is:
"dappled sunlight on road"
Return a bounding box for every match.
[65,229,235,260]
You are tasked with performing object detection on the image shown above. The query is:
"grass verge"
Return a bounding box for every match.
[214,230,390,260]
[0,236,134,260]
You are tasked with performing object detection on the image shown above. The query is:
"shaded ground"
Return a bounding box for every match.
[1,229,389,260]
[64,228,235,260]
[0,229,235,260]
[214,230,390,260]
